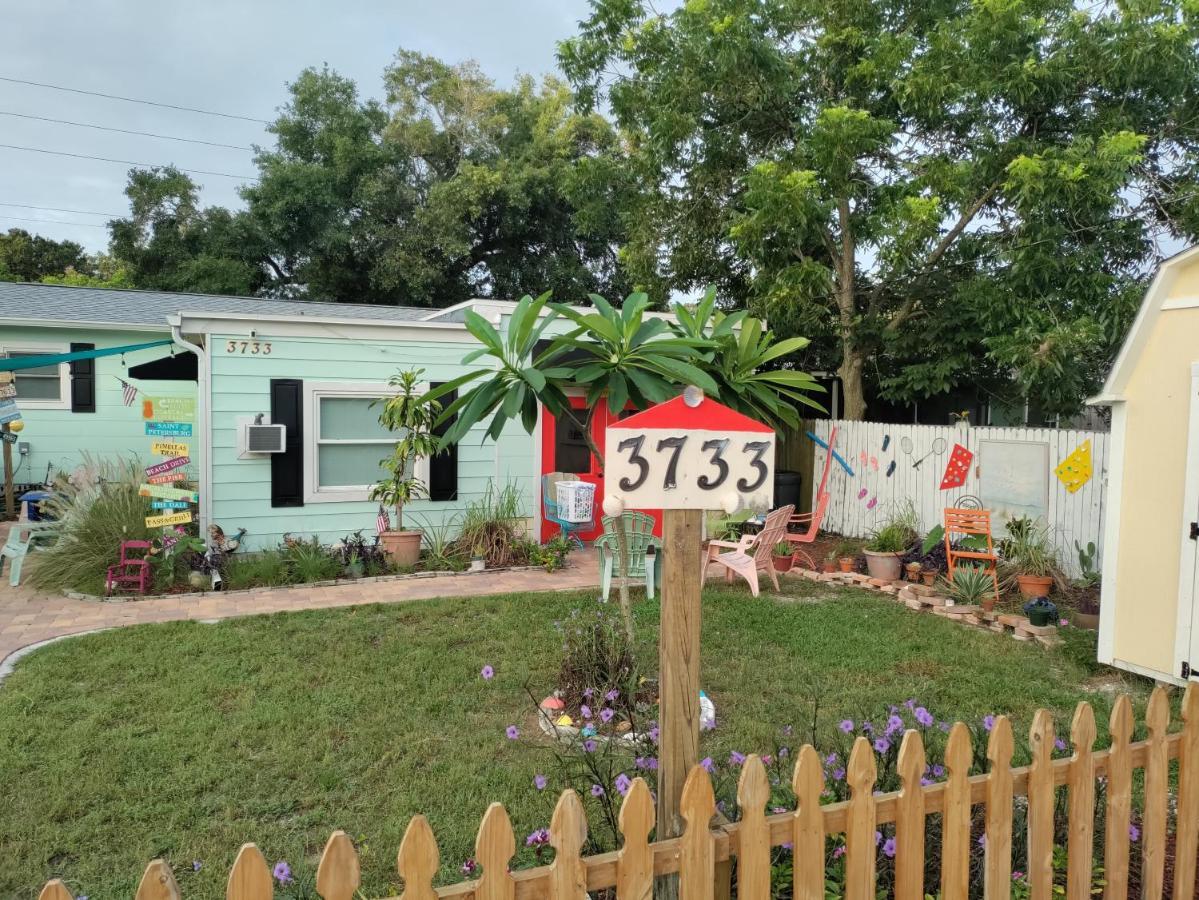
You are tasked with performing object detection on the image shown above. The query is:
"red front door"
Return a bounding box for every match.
[540,399,661,543]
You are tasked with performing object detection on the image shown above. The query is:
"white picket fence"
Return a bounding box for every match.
[810,420,1109,577]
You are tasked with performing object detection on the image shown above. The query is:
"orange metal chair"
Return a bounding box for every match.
[943,508,999,605]
[787,426,838,569]
[703,504,795,597]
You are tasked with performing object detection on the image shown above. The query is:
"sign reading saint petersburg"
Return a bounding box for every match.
[145,421,192,437]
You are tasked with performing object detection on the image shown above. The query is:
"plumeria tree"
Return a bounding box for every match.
[427,289,823,632]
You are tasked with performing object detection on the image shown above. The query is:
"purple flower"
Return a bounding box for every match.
[606,688,620,701]
[273,861,293,885]
[833,845,846,859]
[825,752,838,766]
[1054,738,1067,752]
[581,704,593,719]
[481,665,494,680]
[600,708,615,723]
[920,776,933,786]
[782,725,793,736]
[583,739,597,753]
[874,830,882,846]
[649,725,660,743]
[1012,871,1024,880]
[772,806,788,814]
[983,714,996,732]
[977,833,987,847]
[779,746,790,758]
[462,858,478,876]
[862,721,874,735]
[615,773,633,795]
[730,750,746,766]
[506,725,520,740]
[534,774,548,790]
[932,765,946,778]
[700,756,715,773]
[914,706,934,727]
[874,738,890,754]
[526,828,551,847]
[839,719,854,733]
[192,860,202,871]
[883,837,897,858]
[832,767,846,781]
[886,714,904,735]
[1059,618,1069,627]
[939,721,951,732]
[762,754,773,765]
[1129,823,1141,842]
[904,699,916,709]
[583,687,594,698]
[591,783,605,797]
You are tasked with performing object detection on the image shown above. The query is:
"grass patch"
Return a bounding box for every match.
[0,581,1147,898]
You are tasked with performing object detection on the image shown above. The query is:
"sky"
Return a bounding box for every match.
[0,0,603,254]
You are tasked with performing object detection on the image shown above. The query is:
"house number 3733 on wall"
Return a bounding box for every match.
[225,340,272,354]
[604,394,776,513]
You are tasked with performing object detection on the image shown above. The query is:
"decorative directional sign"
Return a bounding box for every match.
[143,396,195,423]
[1,431,16,445]
[150,440,190,457]
[146,455,190,478]
[0,383,15,399]
[145,510,193,528]
[150,499,191,510]
[0,398,21,425]
[139,484,199,503]
[145,421,192,437]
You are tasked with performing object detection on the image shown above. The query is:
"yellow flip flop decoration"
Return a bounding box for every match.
[1055,440,1092,493]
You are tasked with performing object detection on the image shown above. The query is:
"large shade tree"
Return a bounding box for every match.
[560,0,1199,419]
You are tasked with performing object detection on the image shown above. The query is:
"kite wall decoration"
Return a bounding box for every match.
[1054,439,1093,494]
[939,443,974,490]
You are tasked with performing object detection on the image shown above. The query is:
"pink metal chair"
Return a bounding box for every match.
[787,426,838,569]
[702,504,795,597]
[105,540,152,595]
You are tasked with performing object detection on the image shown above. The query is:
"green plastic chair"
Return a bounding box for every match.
[595,511,662,600]
[0,520,61,586]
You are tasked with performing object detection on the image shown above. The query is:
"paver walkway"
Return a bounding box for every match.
[0,550,600,671]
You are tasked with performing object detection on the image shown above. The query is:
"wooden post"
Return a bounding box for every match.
[2,423,14,520]
[658,507,703,840]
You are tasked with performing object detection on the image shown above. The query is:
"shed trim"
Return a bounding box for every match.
[1173,365,1199,680]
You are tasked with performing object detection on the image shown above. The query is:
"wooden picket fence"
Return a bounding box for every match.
[39,686,1198,900]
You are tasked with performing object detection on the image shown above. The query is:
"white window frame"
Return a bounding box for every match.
[0,341,70,410]
[303,381,430,504]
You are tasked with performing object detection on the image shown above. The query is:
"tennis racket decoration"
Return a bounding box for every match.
[900,435,915,463]
[912,437,947,469]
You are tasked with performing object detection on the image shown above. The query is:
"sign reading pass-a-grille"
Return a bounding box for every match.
[603,390,775,513]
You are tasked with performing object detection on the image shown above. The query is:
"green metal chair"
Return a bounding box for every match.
[595,511,662,600]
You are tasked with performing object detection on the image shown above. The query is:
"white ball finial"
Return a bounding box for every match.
[602,495,625,518]
[683,384,704,408]
[720,491,741,515]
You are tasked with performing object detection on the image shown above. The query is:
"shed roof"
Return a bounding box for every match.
[1091,244,1199,404]
[0,281,431,329]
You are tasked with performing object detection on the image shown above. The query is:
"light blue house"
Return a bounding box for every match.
[1,283,575,550]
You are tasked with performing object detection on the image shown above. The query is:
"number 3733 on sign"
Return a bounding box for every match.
[603,390,775,514]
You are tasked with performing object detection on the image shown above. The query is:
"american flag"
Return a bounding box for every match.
[375,505,391,535]
[120,379,138,406]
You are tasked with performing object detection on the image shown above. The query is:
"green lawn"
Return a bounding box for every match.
[0,580,1144,898]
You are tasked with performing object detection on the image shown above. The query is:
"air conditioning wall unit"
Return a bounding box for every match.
[237,419,287,458]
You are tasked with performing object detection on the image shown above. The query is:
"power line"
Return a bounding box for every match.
[0,213,107,229]
[0,202,123,217]
[0,110,255,152]
[0,75,270,124]
[0,143,258,180]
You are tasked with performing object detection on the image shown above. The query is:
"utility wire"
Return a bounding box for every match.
[0,143,258,180]
[0,110,255,151]
[0,213,107,228]
[0,201,123,217]
[0,75,270,124]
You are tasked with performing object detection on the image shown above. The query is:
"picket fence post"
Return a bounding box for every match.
[894,730,926,900]
[316,830,360,900]
[37,881,73,900]
[1027,709,1056,900]
[1103,695,1133,900]
[678,766,715,900]
[792,745,826,900]
[135,859,180,900]
[1142,686,1170,900]
[398,814,440,900]
[1175,683,1199,900]
[227,843,272,899]
[617,777,655,900]
[735,754,771,900]
[941,723,972,900]
[984,715,1014,899]
[844,737,877,900]
[475,803,516,900]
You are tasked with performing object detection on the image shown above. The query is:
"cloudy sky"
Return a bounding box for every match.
[1,0,606,253]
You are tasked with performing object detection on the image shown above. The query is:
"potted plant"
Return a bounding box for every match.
[905,561,923,582]
[822,550,838,574]
[772,541,795,573]
[370,368,442,567]
[939,566,997,611]
[1070,540,1101,629]
[835,539,858,573]
[863,504,919,581]
[1023,596,1058,627]
[1004,519,1057,599]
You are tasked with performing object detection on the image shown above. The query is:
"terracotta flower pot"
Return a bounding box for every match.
[921,570,937,586]
[773,554,794,573]
[981,597,996,613]
[379,529,422,567]
[1016,574,1054,599]
[863,550,903,581]
[822,560,837,574]
[838,557,856,573]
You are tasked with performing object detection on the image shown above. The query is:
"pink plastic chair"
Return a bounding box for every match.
[702,504,795,597]
[105,540,152,595]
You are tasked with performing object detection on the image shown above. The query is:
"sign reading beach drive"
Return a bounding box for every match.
[145,456,190,478]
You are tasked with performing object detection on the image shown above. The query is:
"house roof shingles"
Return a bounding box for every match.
[0,282,431,329]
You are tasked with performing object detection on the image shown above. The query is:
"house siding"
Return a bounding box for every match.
[1,324,197,486]
[207,331,539,551]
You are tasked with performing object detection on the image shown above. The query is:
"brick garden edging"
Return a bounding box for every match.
[791,568,1062,648]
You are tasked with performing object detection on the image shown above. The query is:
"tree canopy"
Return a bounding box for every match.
[560,0,1199,418]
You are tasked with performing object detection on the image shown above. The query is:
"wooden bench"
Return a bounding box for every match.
[0,520,61,587]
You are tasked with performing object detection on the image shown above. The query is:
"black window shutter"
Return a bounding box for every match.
[69,342,96,413]
[270,378,304,507]
[428,382,457,501]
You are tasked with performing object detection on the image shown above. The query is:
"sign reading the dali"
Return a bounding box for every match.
[603,388,775,514]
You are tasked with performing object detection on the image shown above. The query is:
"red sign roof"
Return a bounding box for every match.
[608,394,773,433]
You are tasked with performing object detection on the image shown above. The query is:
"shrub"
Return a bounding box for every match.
[529,535,573,572]
[865,502,919,553]
[281,537,343,583]
[223,551,289,590]
[30,457,164,594]
[455,482,529,567]
[1002,519,1060,578]
[554,599,639,716]
[940,566,995,606]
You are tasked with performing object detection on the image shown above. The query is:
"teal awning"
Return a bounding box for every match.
[0,339,174,372]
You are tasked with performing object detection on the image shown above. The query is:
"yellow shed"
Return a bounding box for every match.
[1091,245,1199,686]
